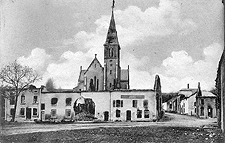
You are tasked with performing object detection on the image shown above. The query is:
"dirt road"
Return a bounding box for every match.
[1,113,217,136]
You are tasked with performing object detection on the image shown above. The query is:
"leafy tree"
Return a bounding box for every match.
[0,61,41,121]
[45,78,56,92]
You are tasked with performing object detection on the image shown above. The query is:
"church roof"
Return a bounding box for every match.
[84,56,103,75]
[78,70,87,82]
[121,69,129,81]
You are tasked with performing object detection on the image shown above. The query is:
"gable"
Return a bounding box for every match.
[84,58,103,75]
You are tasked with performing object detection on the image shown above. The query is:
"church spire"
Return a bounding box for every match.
[105,0,118,45]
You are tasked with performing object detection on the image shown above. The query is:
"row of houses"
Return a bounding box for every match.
[163,83,217,119]
[3,75,162,122]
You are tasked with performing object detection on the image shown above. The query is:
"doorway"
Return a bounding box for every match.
[26,108,31,119]
[104,111,109,121]
[208,106,213,118]
[126,110,131,121]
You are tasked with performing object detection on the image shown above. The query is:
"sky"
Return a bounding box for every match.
[0,0,223,92]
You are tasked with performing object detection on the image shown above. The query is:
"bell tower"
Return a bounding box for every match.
[104,0,121,90]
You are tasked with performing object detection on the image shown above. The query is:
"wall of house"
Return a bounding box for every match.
[110,91,157,121]
[40,90,157,122]
[197,97,216,118]
[40,92,80,121]
[187,94,196,116]
[5,89,41,122]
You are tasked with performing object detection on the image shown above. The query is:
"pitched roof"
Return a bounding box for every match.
[200,91,216,97]
[78,70,87,82]
[84,57,103,75]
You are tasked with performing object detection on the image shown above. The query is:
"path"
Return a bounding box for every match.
[1,113,217,135]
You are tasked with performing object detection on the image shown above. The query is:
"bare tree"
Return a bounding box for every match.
[45,78,56,92]
[0,61,41,122]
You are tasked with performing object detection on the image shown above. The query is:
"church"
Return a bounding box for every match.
[74,4,129,92]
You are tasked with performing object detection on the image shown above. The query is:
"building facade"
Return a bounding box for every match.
[4,86,41,122]
[40,88,161,122]
[216,49,225,133]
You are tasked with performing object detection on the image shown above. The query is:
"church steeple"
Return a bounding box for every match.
[105,0,118,45]
[104,0,121,90]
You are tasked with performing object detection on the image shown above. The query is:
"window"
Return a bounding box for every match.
[10,96,15,105]
[51,98,58,106]
[113,100,116,107]
[143,100,148,108]
[200,107,204,116]
[33,108,37,116]
[169,102,172,109]
[10,108,15,116]
[201,99,204,105]
[144,110,149,118]
[33,96,38,103]
[116,100,123,107]
[21,94,25,104]
[110,83,112,87]
[137,109,142,118]
[110,64,113,66]
[66,98,72,106]
[41,104,45,110]
[132,100,137,108]
[20,108,25,116]
[51,109,56,118]
[110,70,112,74]
[65,109,71,117]
[194,102,196,106]
[116,109,120,117]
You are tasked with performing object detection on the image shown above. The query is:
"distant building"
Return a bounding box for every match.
[178,85,197,116]
[164,83,217,119]
[195,82,216,118]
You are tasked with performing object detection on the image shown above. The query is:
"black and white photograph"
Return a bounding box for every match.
[0,0,224,142]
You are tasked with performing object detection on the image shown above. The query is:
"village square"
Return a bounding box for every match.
[0,0,224,142]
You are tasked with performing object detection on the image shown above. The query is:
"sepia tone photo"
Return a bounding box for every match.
[0,0,224,142]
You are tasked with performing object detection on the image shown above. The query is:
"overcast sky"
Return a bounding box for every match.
[0,0,223,92]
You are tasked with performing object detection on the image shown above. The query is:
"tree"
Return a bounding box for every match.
[0,61,41,122]
[45,78,56,92]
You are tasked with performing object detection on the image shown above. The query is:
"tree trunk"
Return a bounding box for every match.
[12,95,18,122]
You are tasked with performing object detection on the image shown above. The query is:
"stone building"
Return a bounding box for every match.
[196,83,217,118]
[164,83,217,119]
[4,86,41,122]
[216,49,225,133]
[74,5,129,92]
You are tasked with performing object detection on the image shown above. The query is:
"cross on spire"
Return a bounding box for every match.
[112,0,115,10]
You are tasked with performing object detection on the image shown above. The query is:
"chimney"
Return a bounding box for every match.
[80,66,82,72]
[95,54,97,58]
[187,84,189,89]
[198,82,201,89]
